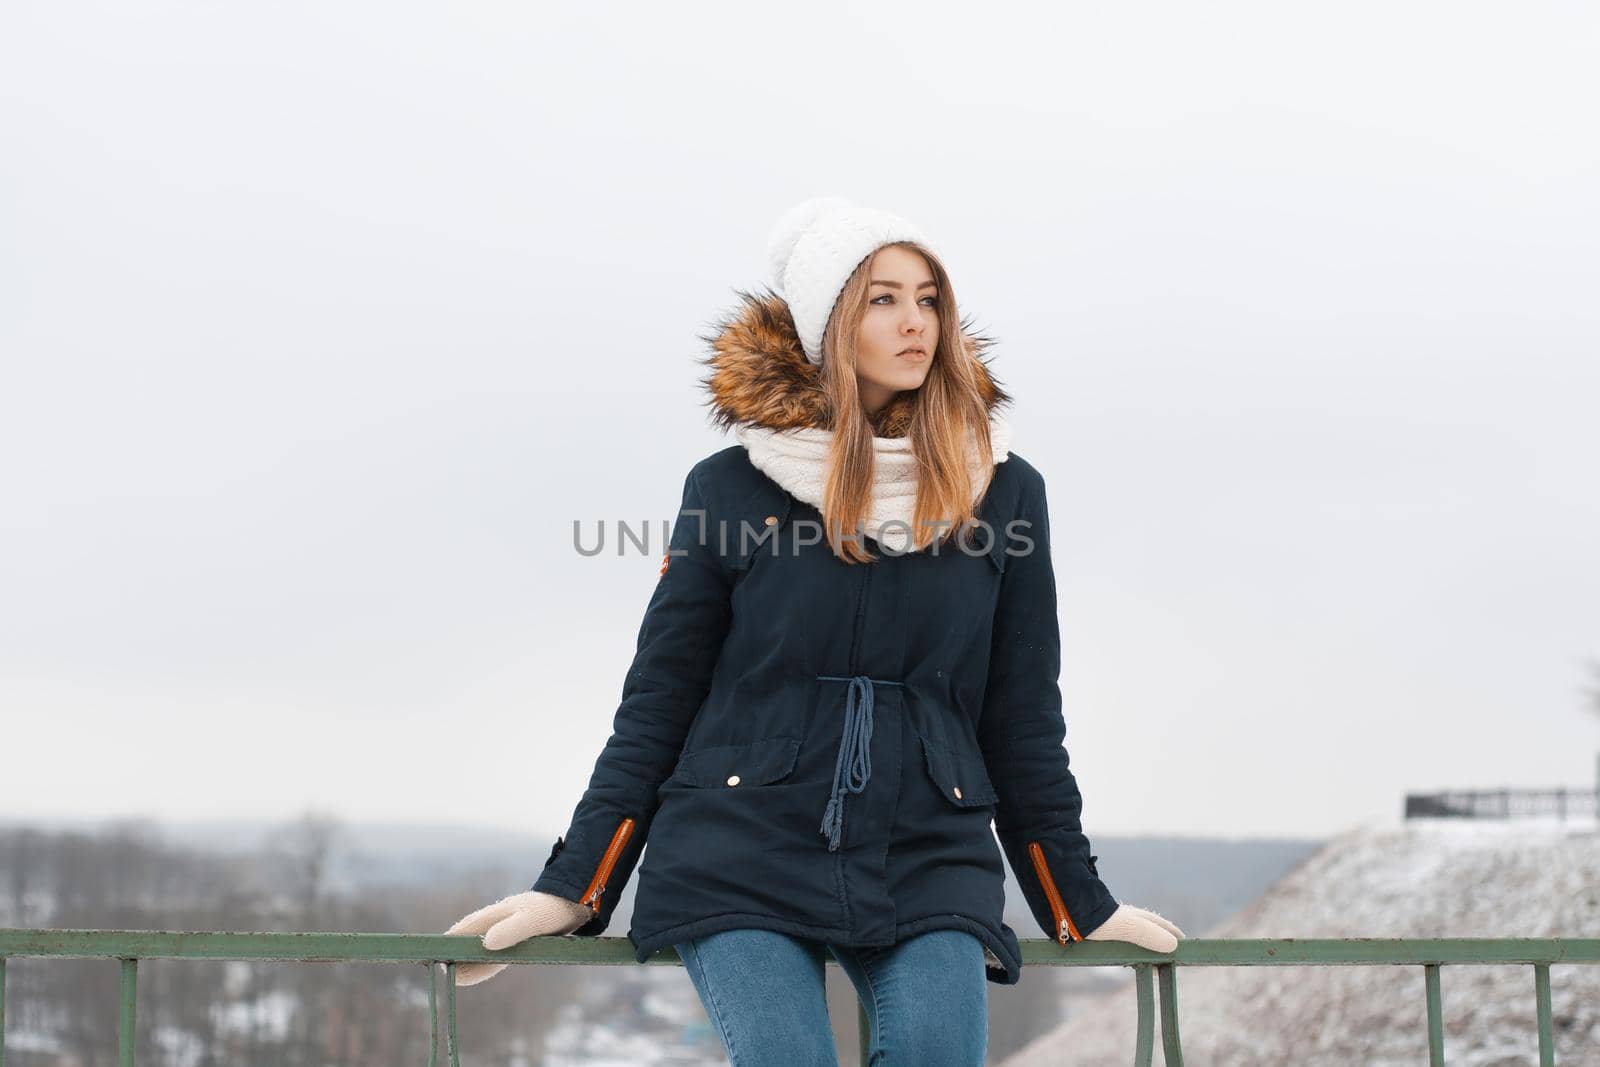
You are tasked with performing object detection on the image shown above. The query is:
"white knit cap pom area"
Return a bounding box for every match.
[764,195,937,365]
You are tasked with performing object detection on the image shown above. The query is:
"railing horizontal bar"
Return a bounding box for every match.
[1022,938,1600,967]
[0,930,668,965]
[3,931,1599,967]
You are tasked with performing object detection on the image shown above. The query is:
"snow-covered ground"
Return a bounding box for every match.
[541,963,729,1067]
[998,817,1600,1067]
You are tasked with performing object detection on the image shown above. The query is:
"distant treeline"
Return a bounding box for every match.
[0,818,582,1067]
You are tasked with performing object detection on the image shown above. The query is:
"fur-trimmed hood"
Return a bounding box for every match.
[696,288,1013,439]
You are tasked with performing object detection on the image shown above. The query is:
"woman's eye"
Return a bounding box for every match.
[871,294,941,306]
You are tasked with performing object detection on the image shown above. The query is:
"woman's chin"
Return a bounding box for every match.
[882,363,932,389]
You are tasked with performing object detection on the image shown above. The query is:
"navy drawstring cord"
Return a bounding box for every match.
[815,674,903,852]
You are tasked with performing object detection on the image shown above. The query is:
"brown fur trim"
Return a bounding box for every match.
[696,288,1011,439]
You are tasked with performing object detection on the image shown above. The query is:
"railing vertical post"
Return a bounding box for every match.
[1424,963,1444,1066]
[445,962,460,1067]
[1534,963,1553,1067]
[1,956,7,1067]
[1133,964,1155,1067]
[426,963,439,1067]
[119,958,137,1067]
[857,998,870,1065]
[1156,963,1183,1066]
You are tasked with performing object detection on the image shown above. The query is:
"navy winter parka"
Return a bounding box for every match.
[530,290,1119,985]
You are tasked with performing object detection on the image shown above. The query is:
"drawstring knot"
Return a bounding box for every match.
[815,674,903,852]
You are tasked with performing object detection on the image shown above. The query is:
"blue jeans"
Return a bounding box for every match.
[673,927,988,1066]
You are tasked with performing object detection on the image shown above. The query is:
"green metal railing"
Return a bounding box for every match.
[2,930,1596,1066]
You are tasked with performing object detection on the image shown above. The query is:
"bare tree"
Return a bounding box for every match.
[265,810,344,928]
[261,810,346,1065]
[2,826,38,925]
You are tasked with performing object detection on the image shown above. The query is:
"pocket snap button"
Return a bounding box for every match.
[952,786,963,800]
[726,775,741,786]
[764,515,777,526]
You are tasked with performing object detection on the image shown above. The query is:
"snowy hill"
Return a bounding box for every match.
[997,818,1600,1067]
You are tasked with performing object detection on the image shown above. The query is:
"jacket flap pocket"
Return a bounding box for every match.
[918,733,999,808]
[672,735,801,788]
[984,527,1009,574]
[730,482,793,573]
[971,478,1015,574]
[957,519,1009,574]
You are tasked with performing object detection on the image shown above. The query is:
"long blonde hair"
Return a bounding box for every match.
[817,242,998,564]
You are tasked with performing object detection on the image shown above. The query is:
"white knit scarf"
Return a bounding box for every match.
[733,413,1013,553]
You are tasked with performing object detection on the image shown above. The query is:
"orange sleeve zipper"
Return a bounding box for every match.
[578,817,637,915]
[1027,840,1083,946]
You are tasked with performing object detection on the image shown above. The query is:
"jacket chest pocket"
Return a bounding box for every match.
[668,735,801,789]
[727,487,794,579]
[917,732,999,808]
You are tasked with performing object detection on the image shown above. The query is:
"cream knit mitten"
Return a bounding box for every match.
[444,890,594,987]
[1084,903,1186,953]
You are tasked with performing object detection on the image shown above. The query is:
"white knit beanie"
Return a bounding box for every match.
[765,196,938,365]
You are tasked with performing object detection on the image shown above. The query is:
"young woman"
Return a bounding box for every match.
[446,197,1184,1065]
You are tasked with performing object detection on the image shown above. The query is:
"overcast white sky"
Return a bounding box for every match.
[2,2,1597,840]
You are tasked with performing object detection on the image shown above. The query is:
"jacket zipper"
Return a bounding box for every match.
[1027,841,1082,946]
[847,558,871,674]
[579,817,636,915]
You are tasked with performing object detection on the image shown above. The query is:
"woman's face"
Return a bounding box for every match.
[854,245,939,416]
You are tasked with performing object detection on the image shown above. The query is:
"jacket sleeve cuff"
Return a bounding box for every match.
[1001,832,1119,944]
[529,806,650,937]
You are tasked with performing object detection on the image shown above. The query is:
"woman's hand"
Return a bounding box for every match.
[1085,903,1185,953]
[442,890,594,986]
